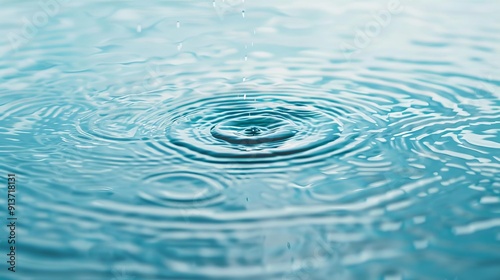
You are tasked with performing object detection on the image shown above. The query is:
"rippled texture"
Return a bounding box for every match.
[166,92,345,159]
[1,0,499,279]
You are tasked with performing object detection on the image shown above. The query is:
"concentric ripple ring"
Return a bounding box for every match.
[149,91,376,165]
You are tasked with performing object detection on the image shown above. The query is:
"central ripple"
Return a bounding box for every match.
[211,116,298,145]
[161,92,348,162]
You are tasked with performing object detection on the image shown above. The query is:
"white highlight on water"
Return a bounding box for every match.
[137,25,142,33]
[177,21,180,28]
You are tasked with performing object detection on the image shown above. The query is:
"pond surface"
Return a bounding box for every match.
[0,0,499,279]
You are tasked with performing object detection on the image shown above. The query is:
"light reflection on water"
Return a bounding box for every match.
[0,0,499,279]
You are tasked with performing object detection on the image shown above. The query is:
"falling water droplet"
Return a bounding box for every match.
[213,0,215,7]
[136,25,142,33]
[243,94,247,100]
[243,77,246,82]
[177,43,183,51]
[242,10,245,18]
[244,55,247,61]
[177,21,180,28]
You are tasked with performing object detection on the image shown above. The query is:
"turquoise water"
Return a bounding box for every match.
[1,0,500,279]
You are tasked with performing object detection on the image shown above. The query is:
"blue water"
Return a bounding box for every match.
[1,0,499,279]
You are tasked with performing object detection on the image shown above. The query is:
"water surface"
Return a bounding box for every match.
[0,0,499,279]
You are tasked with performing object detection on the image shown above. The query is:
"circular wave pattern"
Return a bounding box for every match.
[211,115,298,146]
[76,110,144,142]
[2,0,499,278]
[138,171,226,208]
[157,92,360,165]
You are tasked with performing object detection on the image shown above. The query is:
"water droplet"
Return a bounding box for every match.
[177,21,180,28]
[244,55,247,61]
[243,94,247,100]
[242,10,245,18]
[287,242,291,249]
[213,0,215,7]
[243,77,246,82]
[136,25,142,33]
[177,43,183,51]
[245,127,261,136]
